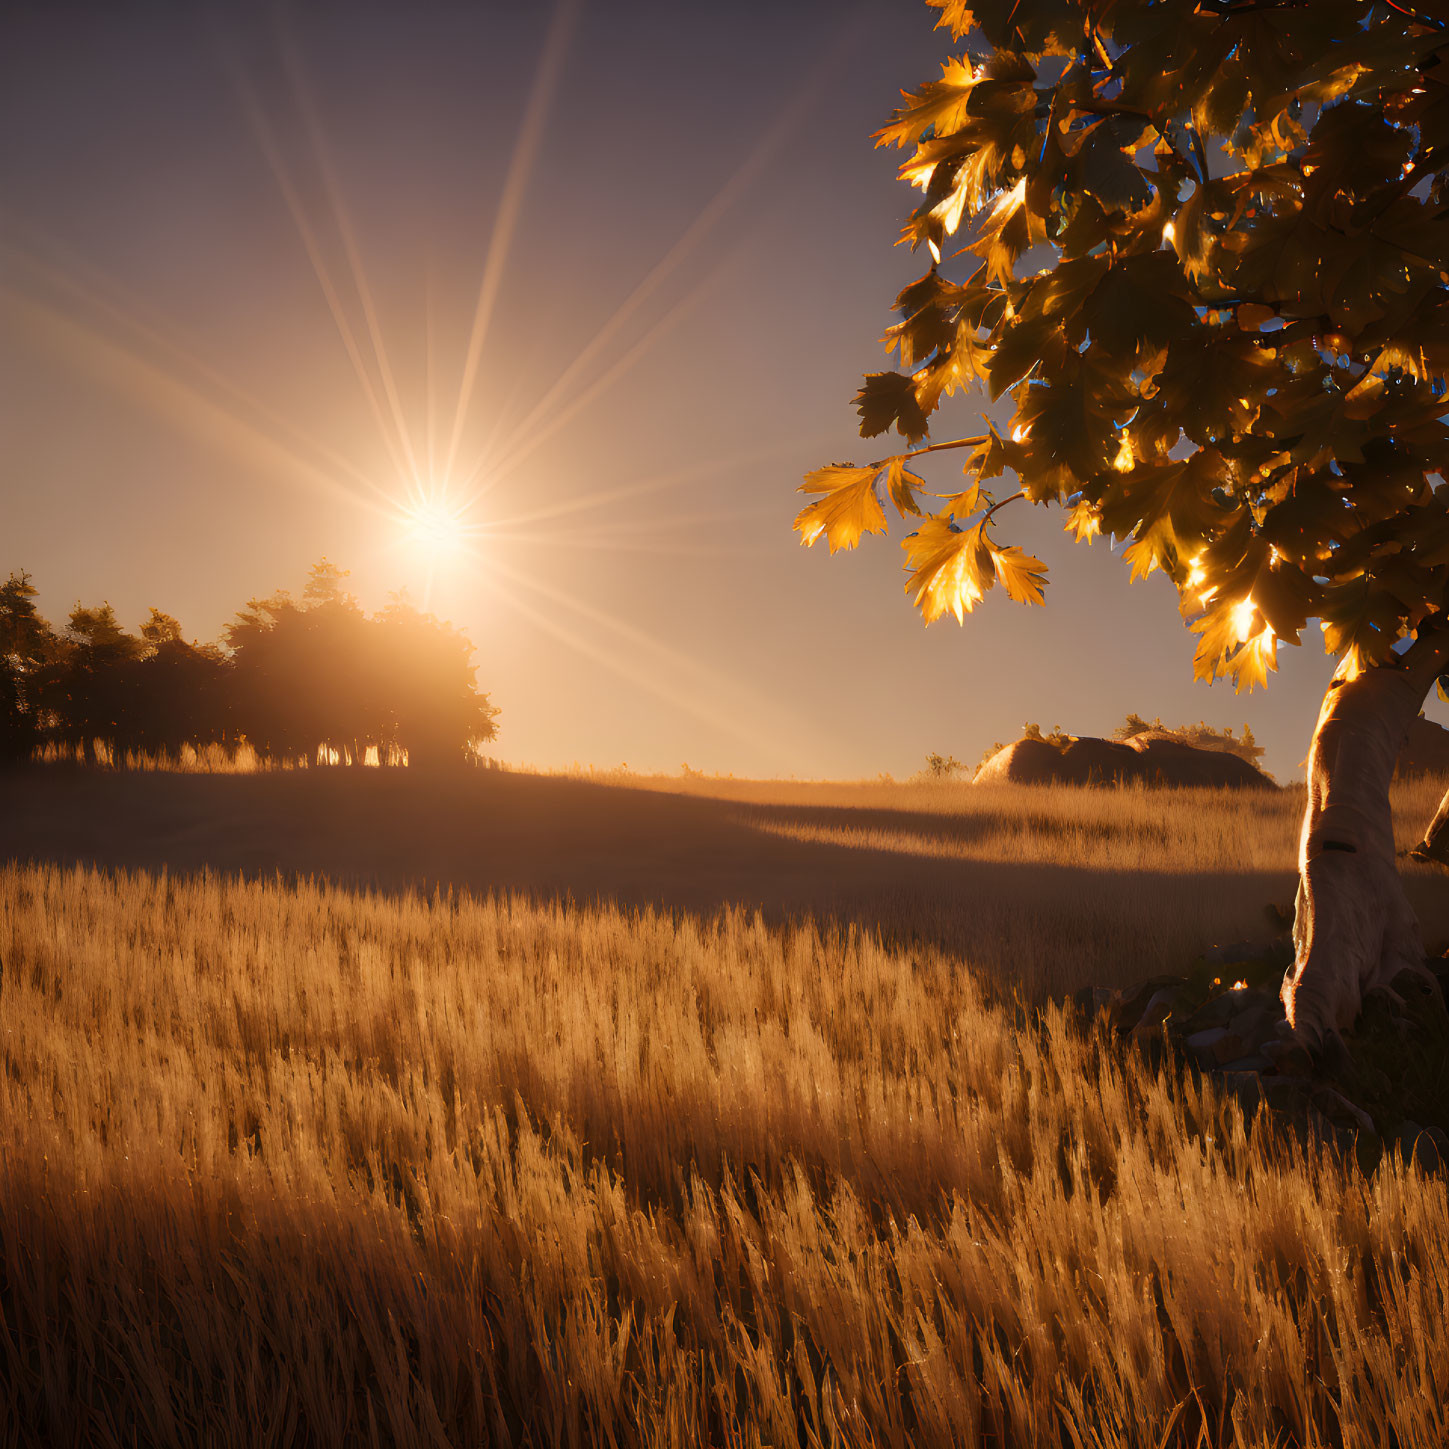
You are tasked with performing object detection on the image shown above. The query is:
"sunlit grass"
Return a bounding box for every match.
[3,860,1449,1446]
[30,739,276,773]
[19,754,1449,1001]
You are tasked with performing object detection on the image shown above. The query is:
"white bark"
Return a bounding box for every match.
[1282,633,1449,1049]
[1414,778,1449,865]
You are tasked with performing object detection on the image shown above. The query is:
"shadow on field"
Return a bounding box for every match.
[0,766,1296,995]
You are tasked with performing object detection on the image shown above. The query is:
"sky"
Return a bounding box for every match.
[3,0,1436,782]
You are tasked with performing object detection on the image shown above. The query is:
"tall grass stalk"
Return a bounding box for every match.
[3,861,1445,1446]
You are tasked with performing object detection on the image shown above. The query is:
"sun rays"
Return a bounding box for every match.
[439,0,581,490]
[9,1,865,761]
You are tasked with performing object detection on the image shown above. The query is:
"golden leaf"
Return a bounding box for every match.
[1191,595,1278,693]
[1225,628,1279,693]
[883,456,926,518]
[1064,500,1101,542]
[991,543,1049,606]
[794,465,887,553]
[939,482,981,517]
[902,517,991,623]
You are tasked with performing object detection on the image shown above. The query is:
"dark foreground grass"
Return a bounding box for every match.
[3,861,1447,1447]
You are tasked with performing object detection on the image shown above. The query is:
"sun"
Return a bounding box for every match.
[401,497,470,556]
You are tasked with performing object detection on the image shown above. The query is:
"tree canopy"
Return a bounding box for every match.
[797,0,1449,694]
[0,561,499,768]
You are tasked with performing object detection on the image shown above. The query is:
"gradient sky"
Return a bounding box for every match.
[4,0,1437,781]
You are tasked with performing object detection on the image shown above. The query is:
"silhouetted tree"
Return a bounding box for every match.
[227,563,498,767]
[374,596,500,767]
[39,604,144,763]
[11,563,499,770]
[128,609,231,755]
[228,567,376,764]
[0,572,58,763]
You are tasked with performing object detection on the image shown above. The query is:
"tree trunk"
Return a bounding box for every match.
[1282,633,1449,1049]
[1413,779,1449,865]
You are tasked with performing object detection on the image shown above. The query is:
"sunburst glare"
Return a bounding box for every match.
[401,496,474,557]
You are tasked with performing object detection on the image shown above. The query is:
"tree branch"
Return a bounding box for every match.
[984,490,1027,525]
[1400,616,1449,687]
[875,435,990,468]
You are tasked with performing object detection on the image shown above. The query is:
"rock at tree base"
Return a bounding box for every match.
[1068,943,1449,1173]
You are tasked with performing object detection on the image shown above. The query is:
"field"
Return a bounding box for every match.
[4,767,1449,1446]
[9,764,1449,1001]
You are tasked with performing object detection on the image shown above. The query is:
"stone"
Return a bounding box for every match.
[1118,975,1186,1027]
[1129,988,1177,1042]
[1212,1033,1252,1066]
[1183,993,1242,1033]
[1261,1038,1314,1076]
[1220,1054,1275,1074]
[1311,1086,1377,1137]
[1227,995,1281,1039]
[1183,1027,1229,1059]
[973,732,1274,789]
[1263,1078,1309,1112]
[1393,714,1449,776]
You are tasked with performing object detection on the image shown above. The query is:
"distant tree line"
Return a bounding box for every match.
[0,560,498,768]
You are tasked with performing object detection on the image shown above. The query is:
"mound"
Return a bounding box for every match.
[974,731,1275,789]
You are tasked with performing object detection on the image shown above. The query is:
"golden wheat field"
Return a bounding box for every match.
[7,764,1449,1000]
[4,772,1449,1446]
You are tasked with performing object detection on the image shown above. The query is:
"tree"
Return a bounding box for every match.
[0,571,58,763]
[796,0,1449,1049]
[129,612,231,756]
[226,587,376,764]
[374,597,500,767]
[42,603,145,762]
[226,564,499,768]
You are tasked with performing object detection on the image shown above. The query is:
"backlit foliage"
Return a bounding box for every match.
[797,0,1449,691]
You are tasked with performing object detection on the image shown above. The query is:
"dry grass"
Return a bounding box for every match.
[3,858,1449,1447]
[31,739,277,773]
[7,767,1449,1005]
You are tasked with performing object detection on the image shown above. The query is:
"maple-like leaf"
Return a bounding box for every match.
[855,372,931,443]
[1191,596,1280,693]
[883,456,925,518]
[801,0,1449,694]
[794,465,887,553]
[939,482,981,517]
[874,56,981,150]
[902,517,991,623]
[1226,627,1280,693]
[901,516,1048,622]
[992,543,1049,606]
